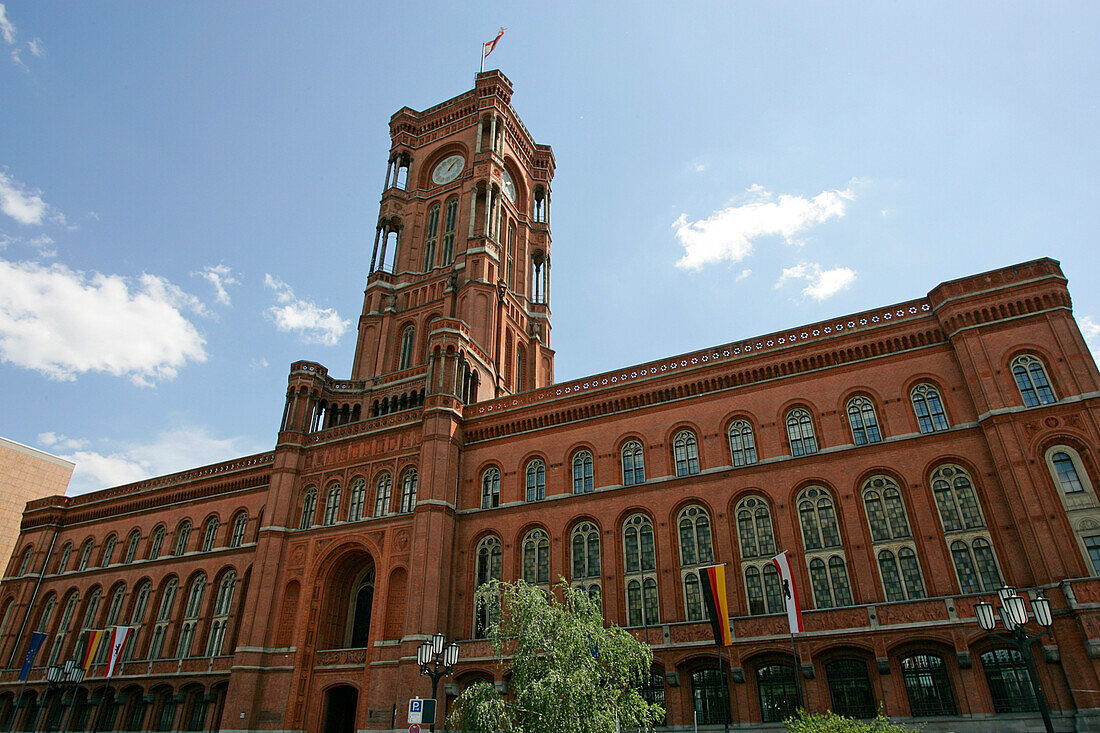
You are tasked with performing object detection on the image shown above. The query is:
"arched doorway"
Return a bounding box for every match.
[317,549,375,650]
[322,685,358,733]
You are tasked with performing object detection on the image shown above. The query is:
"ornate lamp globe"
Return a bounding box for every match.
[417,640,433,666]
[1033,596,1053,628]
[444,641,460,668]
[1005,594,1029,627]
[432,631,446,655]
[975,601,996,631]
[998,604,1016,631]
[997,585,1017,605]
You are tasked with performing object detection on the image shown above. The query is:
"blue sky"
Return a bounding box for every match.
[1,2,1098,495]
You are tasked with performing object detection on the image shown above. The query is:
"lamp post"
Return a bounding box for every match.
[417,632,459,732]
[44,660,86,732]
[974,587,1055,733]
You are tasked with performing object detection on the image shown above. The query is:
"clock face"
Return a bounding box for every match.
[501,169,516,202]
[431,155,465,185]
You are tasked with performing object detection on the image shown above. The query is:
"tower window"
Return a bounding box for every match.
[525,459,546,502]
[441,197,459,265]
[374,474,393,517]
[572,450,594,494]
[400,469,418,513]
[481,468,500,509]
[398,327,415,370]
[1011,354,1056,406]
[299,488,317,529]
[423,203,440,272]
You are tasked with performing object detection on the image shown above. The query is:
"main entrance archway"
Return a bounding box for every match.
[322,685,358,733]
[317,548,376,650]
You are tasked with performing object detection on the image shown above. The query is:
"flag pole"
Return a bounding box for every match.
[789,631,804,711]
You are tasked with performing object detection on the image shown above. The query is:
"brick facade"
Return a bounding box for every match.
[1,72,1099,732]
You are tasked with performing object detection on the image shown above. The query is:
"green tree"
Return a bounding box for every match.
[785,709,922,733]
[447,579,665,732]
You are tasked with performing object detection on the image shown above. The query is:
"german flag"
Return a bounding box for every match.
[80,629,106,674]
[699,564,733,646]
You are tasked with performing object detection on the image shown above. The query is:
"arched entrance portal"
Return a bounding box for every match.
[318,549,376,650]
[322,685,358,733]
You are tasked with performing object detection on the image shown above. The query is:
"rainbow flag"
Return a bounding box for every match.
[699,564,733,646]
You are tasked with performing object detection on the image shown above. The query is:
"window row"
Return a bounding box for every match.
[299,470,418,529]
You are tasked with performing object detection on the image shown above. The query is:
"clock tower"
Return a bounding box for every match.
[350,70,555,408]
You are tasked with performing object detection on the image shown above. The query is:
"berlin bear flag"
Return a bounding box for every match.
[106,625,131,677]
[771,551,805,634]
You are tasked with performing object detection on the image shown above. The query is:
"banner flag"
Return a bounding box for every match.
[106,625,131,677]
[771,551,805,634]
[18,631,48,681]
[80,629,106,673]
[698,564,733,646]
[482,27,507,61]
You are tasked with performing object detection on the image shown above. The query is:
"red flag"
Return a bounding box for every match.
[771,551,804,634]
[482,27,507,61]
[106,625,131,677]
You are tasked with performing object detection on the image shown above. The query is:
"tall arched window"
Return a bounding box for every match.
[323,484,341,525]
[931,465,985,532]
[929,464,1002,593]
[727,420,758,467]
[474,536,502,638]
[797,487,852,608]
[148,526,165,560]
[150,579,179,660]
[623,514,658,626]
[522,529,550,587]
[525,459,546,502]
[911,383,949,433]
[441,197,459,265]
[374,474,393,517]
[398,327,415,370]
[174,521,191,556]
[678,505,714,621]
[862,476,925,601]
[786,409,818,456]
[176,574,206,658]
[847,396,882,445]
[347,568,375,648]
[97,535,115,568]
[423,202,440,271]
[571,522,601,599]
[1048,448,1087,494]
[1011,354,1056,407]
[673,430,700,477]
[201,519,219,552]
[400,469,418,513]
[57,542,73,573]
[123,581,151,661]
[901,654,957,716]
[481,468,501,509]
[299,488,317,529]
[124,531,140,564]
[736,497,781,615]
[572,450,594,494]
[621,441,645,486]
[48,594,79,667]
[347,479,366,521]
[77,540,94,571]
[230,513,248,548]
[205,571,237,657]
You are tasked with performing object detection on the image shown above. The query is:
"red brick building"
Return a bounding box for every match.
[1,72,1099,732]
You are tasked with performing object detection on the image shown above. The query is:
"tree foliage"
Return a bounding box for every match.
[447,579,665,732]
[785,710,922,733]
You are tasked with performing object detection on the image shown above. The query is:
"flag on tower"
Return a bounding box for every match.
[481,27,507,70]
[17,631,47,681]
[80,629,106,673]
[771,551,805,634]
[698,564,733,646]
[106,625,131,677]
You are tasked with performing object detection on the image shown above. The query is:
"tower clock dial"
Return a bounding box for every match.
[501,169,516,202]
[431,155,465,185]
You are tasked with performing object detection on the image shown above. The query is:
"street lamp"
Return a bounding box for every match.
[417,633,460,732]
[974,589,1055,733]
[43,660,86,732]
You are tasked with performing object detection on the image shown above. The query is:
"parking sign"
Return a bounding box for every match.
[408,698,423,724]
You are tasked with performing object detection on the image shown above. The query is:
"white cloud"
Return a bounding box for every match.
[10,47,25,71]
[0,171,51,225]
[50,427,265,495]
[27,37,42,57]
[673,182,855,270]
[37,432,88,452]
[775,262,857,301]
[26,233,55,257]
[264,273,349,346]
[195,263,238,305]
[1081,315,1100,365]
[0,259,208,386]
[0,4,15,45]
[735,269,752,282]
[250,357,269,370]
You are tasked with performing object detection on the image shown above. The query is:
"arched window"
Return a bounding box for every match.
[862,476,911,541]
[950,538,1001,593]
[201,519,219,552]
[174,521,191,556]
[347,479,366,521]
[861,476,923,601]
[572,450,594,494]
[34,593,56,636]
[1011,354,1056,407]
[373,474,393,517]
[621,441,645,486]
[673,430,700,477]
[399,469,418,513]
[691,668,730,725]
[481,468,501,509]
[101,535,117,567]
[149,579,179,660]
[77,541,94,571]
[757,664,799,723]
[230,513,248,548]
[786,409,818,456]
[423,202,440,271]
[1048,448,1087,494]
[825,659,875,719]
[525,459,546,502]
[176,575,206,658]
[521,529,550,586]
[727,420,758,467]
[299,488,317,529]
[911,383,949,433]
[798,487,841,550]
[623,514,658,626]
[736,497,781,615]
[148,526,165,560]
[14,546,32,576]
[678,505,714,622]
[980,648,1037,713]
[474,536,502,638]
[441,196,459,265]
[323,484,341,525]
[571,522,601,601]
[206,571,237,656]
[398,327,415,370]
[847,396,882,445]
[931,465,986,532]
[929,465,1002,593]
[347,568,375,648]
[123,531,140,564]
[123,581,152,661]
[57,542,73,573]
[48,594,79,667]
[798,487,852,608]
[901,654,957,716]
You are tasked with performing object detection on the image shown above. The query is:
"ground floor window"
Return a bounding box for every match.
[641,671,666,724]
[757,663,799,723]
[826,659,876,719]
[901,654,956,716]
[981,648,1037,713]
[691,668,730,725]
